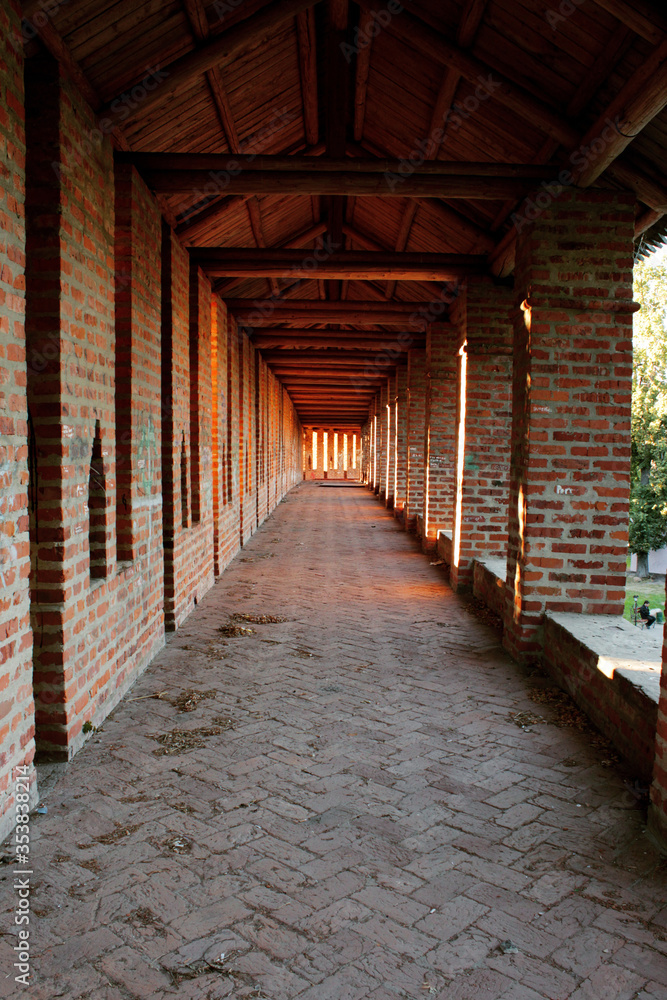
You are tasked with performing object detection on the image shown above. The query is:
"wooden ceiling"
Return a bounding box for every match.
[23,0,667,425]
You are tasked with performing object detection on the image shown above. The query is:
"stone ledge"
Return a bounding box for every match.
[436,530,452,564]
[471,557,661,781]
[472,556,506,619]
[543,612,660,782]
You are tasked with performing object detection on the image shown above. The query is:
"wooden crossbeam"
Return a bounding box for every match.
[590,0,667,44]
[572,37,667,186]
[123,154,558,176]
[141,169,551,199]
[226,300,435,326]
[192,249,486,280]
[255,336,421,349]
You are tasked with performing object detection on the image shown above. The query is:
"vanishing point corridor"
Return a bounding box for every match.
[7,483,667,1000]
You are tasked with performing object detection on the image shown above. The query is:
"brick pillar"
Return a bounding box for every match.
[377,379,389,498]
[504,189,636,662]
[405,349,426,531]
[386,381,395,508]
[0,0,37,832]
[371,391,380,490]
[422,322,458,550]
[394,364,408,519]
[450,278,513,592]
[649,610,667,850]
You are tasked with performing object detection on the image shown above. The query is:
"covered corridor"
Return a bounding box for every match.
[4,0,667,992]
[7,482,667,998]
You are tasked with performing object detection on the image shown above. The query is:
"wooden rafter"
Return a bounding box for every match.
[296,9,318,145]
[426,0,489,158]
[589,0,667,44]
[353,8,374,141]
[99,0,320,127]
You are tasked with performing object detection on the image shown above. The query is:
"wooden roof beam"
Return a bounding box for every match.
[571,37,667,186]
[191,248,485,279]
[355,0,666,211]
[255,336,421,349]
[297,9,319,146]
[355,0,578,148]
[589,0,667,44]
[226,300,433,326]
[99,0,320,128]
[424,0,489,160]
[142,169,557,198]
[124,153,559,175]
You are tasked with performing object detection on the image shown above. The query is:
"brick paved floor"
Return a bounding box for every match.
[3,482,667,999]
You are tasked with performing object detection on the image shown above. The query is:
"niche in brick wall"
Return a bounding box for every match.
[88,421,108,580]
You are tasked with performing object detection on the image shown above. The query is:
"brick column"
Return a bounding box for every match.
[0,0,37,834]
[422,322,458,550]
[504,189,636,662]
[405,349,426,531]
[386,380,395,508]
[649,614,667,850]
[377,379,389,499]
[450,278,513,592]
[394,364,408,519]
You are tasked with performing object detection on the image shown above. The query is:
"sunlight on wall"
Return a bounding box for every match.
[453,343,468,569]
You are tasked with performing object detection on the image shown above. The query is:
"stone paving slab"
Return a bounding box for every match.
[2,482,667,999]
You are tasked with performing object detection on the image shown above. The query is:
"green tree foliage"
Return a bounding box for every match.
[630,252,667,575]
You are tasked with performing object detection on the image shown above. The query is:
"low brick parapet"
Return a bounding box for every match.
[472,557,661,782]
[543,612,660,783]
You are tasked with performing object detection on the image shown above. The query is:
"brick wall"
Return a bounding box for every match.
[422,323,458,547]
[504,189,636,662]
[0,45,303,836]
[0,0,36,836]
[450,278,513,591]
[161,230,214,630]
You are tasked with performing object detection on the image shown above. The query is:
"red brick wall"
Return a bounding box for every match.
[405,349,426,531]
[0,43,304,837]
[161,230,214,630]
[394,365,408,517]
[386,378,395,508]
[376,380,388,498]
[423,323,458,547]
[450,278,513,591]
[0,0,36,833]
[504,189,636,661]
